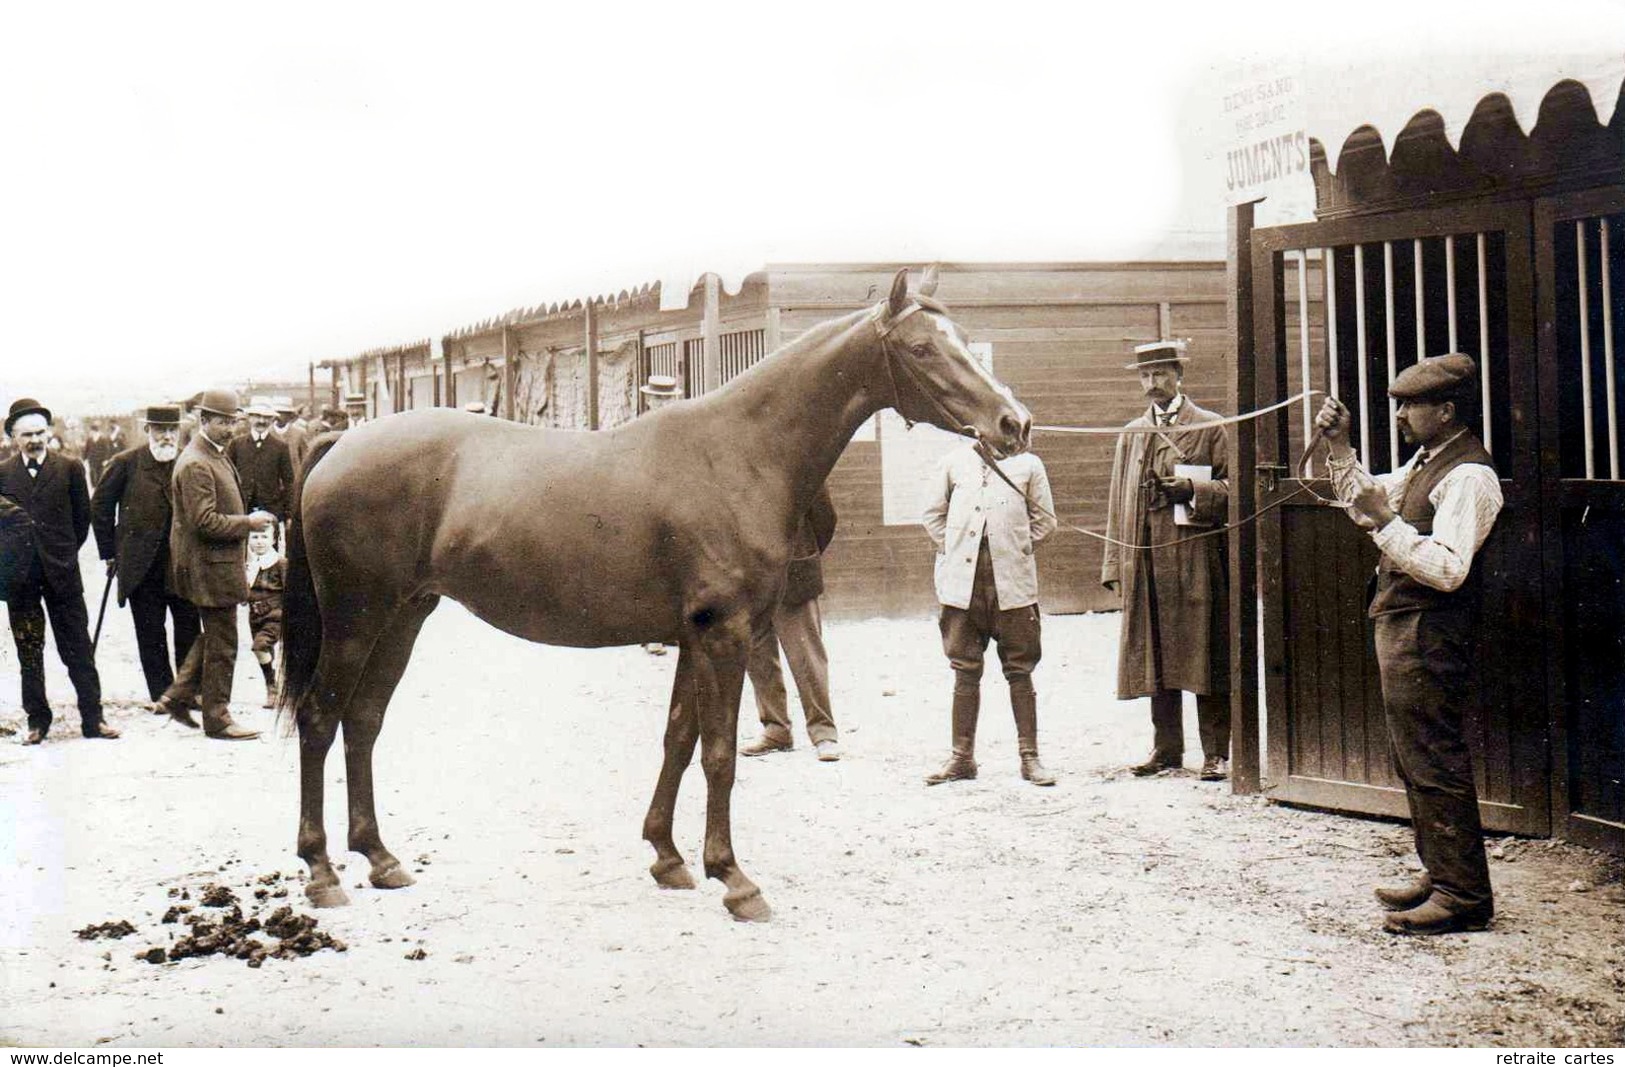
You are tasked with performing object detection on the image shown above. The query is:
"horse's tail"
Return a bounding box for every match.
[278,432,344,733]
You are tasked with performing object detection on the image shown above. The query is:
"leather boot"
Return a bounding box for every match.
[925,689,979,785]
[1011,684,1055,786]
[1374,874,1433,912]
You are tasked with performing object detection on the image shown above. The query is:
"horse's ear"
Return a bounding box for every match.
[888,268,910,317]
[919,264,940,297]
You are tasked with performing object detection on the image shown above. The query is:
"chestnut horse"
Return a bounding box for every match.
[280,267,1031,921]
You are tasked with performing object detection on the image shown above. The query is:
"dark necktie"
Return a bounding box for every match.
[26,459,41,476]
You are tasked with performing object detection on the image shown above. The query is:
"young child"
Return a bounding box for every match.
[245,526,285,708]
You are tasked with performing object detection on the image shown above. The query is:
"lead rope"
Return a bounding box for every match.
[874,304,1343,550]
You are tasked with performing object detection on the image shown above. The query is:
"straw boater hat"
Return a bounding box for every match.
[1123,339,1191,371]
[462,400,488,414]
[1388,352,1478,402]
[195,389,242,418]
[141,405,182,426]
[244,401,278,418]
[640,374,681,399]
[4,398,52,436]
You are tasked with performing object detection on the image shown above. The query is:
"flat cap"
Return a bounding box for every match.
[1124,339,1189,371]
[1389,353,1478,401]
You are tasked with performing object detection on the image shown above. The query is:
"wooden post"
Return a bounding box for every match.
[307,362,316,413]
[1227,201,1262,795]
[397,351,406,413]
[329,364,339,410]
[766,305,782,352]
[446,343,457,408]
[585,297,600,430]
[502,326,518,421]
[702,272,720,394]
[635,328,647,416]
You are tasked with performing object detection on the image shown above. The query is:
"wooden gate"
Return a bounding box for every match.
[1536,189,1625,854]
[1249,202,1551,835]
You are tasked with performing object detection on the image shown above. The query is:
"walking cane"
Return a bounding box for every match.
[1140,478,1165,691]
[91,561,115,656]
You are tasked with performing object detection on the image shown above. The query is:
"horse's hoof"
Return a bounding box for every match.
[650,859,696,890]
[306,882,350,908]
[723,886,772,923]
[370,862,416,890]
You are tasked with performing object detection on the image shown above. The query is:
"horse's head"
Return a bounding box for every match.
[873,266,1032,459]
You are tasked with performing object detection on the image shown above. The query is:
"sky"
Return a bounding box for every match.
[1,0,1621,414]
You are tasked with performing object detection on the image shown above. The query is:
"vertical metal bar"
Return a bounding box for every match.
[1414,239,1427,361]
[1385,241,1400,466]
[1603,218,1619,479]
[1477,232,1493,453]
[1579,220,1596,479]
[1355,243,1372,468]
[1326,247,1339,400]
[1446,235,1459,353]
[1296,250,1312,447]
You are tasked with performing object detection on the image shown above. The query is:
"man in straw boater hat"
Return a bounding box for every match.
[0,397,117,743]
[153,389,276,741]
[91,405,201,705]
[1101,339,1232,781]
[1314,354,1503,936]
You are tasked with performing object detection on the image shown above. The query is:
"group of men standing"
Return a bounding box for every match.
[1,391,312,745]
[912,337,1502,938]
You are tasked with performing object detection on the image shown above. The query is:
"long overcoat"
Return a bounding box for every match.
[168,434,252,609]
[1100,398,1231,698]
[91,444,180,604]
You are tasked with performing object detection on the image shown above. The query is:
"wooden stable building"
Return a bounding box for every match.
[318,261,1228,619]
[1228,71,1625,855]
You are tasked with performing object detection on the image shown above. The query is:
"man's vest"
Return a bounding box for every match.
[1368,430,1496,618]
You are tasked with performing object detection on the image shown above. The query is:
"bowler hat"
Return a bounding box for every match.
[141,405,182,426]
[640,374,681,398]
[195,389,242,418]
[4,398,52,436]
[1389,353,1478,401]
[1123,339,1190,371]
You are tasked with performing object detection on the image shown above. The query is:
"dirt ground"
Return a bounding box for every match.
[2,550,1622,1047]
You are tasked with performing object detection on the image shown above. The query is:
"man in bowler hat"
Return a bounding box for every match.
[92,405,200,702]
[154,389,275,740]
[1315,353,1502,936]
[0,398,117,743]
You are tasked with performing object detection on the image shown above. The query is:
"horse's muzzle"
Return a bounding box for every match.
[997,411,1032,456]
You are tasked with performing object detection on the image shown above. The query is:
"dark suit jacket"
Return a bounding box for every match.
[225,432,295,519]
[0,493,34,602]
[170,434,253,608]
[783,485,837,607]
[92,444,179,604]
[0,452,91,597]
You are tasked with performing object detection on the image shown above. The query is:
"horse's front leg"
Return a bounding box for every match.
[692,617,770,922]
[643,643,700,890]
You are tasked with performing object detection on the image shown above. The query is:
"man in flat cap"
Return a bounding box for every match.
[154,389,276,741]
[92,405,200,703]
[0,397,117,743]
[1101,340,1232,781]
[1314,353,1502,936]
[227,403,295,521]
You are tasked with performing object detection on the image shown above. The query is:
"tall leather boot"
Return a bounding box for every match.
[1011,683,1055,786]
[924,688,980,785]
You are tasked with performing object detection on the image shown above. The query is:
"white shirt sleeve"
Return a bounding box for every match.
[1369,463,1503,592]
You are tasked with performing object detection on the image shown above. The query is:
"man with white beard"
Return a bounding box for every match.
[1,397,115,744]
[92,405,201,704]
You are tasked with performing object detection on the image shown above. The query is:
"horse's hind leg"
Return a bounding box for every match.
[299,626,385,908]
[343,595,439,890]
[298,697,347,908]
[643,644,700,890]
